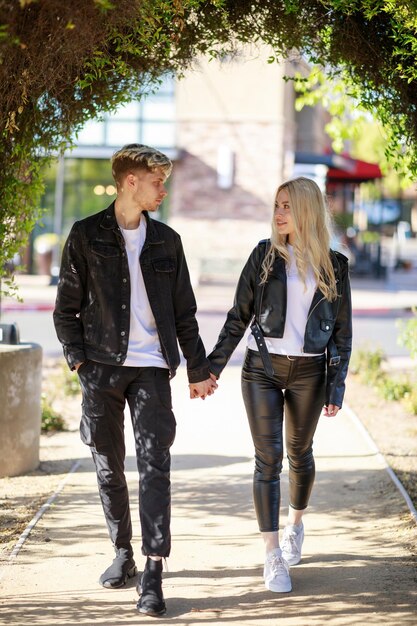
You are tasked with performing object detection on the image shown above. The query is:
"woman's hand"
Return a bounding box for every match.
[323,404,340,417]
[189,376,218,400]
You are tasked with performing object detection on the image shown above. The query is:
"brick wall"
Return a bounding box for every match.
[169,120,283,282]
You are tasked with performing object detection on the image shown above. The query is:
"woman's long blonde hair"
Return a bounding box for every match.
[260,177,337,301]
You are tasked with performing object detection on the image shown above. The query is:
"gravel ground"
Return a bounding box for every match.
[1,360,416,560]
[344,374,417,517]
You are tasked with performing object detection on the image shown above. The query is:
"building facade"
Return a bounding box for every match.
[37,46,297,280]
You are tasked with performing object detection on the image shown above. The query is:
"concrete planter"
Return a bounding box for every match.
[0,343,42,477]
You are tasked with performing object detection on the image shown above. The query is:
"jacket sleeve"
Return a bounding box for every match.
[172,235,211,383]
[53,222,88,370]
[326,254,352,407]
[208,244,263,378]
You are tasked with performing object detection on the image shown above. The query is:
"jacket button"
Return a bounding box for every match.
[123,278,127,283]
[116,357,121,362]
[121,331,126,336]
[121,304,126,310]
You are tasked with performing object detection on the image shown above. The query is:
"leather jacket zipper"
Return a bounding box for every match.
[257,281,266,322]
[306,295,326,324]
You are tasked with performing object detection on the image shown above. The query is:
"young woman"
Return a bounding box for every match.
[208,177,352,593]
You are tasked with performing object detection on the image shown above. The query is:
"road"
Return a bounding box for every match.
[1,310,62,357]
[1,307,412,361]
[352,311,413,357]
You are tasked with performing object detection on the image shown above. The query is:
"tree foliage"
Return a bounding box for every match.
[1,0,417,292]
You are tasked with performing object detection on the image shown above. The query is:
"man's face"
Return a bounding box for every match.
[129,167,168,212]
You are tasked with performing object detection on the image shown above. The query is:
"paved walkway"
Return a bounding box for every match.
[0,365,416,625]
[0,271,416,624]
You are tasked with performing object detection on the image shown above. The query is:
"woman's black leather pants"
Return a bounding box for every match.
[241,349,326,532]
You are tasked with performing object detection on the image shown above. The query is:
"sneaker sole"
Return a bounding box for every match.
[265,581,292,593]
[282,555,301,566]
[100,564,138,588]
[137,604,167,616]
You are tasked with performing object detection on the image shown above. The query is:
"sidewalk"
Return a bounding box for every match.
[0,366,416,625]
[0,272,416,624]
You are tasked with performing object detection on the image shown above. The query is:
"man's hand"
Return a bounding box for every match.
[189,376,218,400]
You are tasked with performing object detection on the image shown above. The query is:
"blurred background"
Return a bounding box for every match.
[7,45,416,286]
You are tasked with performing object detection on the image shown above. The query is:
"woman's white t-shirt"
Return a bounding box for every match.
[120,218,168,368]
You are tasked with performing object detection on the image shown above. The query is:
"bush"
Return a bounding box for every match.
[402,389,417,415]
[41,394,66,433]
[397,309,417,360]
[350,346,385,385]
[351,346,417,414]
[377,376,412,402]
[61,363,81,397]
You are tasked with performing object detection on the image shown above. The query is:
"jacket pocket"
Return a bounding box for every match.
[152,257,175,272]
[320,319,334,333]
[90,242,121,258]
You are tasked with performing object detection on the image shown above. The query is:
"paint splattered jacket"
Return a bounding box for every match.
[53,203,209,383]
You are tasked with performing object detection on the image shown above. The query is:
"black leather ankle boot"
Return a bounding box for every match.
[137,557,166,616]
[99,547,137,588]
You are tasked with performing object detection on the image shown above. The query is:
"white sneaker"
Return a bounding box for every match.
[281,523,304,566]
[263,549,292,593]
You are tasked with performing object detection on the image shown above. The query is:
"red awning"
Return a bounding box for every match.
[327,157,382,183]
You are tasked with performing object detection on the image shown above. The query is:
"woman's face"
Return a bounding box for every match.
[274,188,296,245]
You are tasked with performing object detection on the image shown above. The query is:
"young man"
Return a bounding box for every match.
[53,144,216,616]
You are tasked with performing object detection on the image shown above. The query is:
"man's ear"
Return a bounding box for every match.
[125,172,136,189]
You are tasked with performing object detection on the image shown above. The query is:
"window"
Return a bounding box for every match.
[75,75,176,154]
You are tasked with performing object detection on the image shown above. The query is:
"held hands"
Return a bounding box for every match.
[189,373,218,400]
[323,404,340,417]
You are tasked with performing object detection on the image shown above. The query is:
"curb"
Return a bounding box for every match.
[2,303,55,312]
[0,459,82,583]
[1,303,415,315]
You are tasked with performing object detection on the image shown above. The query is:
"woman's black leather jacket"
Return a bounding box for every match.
[208,239,352,407]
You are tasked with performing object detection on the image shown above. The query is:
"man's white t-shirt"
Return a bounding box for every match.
[120,218,168,368]
[247,244,321,357]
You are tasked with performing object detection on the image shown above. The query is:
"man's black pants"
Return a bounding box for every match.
[77,361,176,557]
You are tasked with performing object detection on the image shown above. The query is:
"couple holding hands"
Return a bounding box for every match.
[54,144,352,616]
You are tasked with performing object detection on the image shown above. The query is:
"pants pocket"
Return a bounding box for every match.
[156,405,176,449]
[80,403,110,452]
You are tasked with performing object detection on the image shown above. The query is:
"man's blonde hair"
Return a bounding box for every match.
[111,144,173,187]
[260,177,337,301]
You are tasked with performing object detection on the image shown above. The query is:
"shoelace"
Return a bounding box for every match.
[267,554,289,575]
[285,531,297,547]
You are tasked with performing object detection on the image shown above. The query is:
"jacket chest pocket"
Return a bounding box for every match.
[320,319,334,333]
[152,258,175,273]
[90,242,121,259]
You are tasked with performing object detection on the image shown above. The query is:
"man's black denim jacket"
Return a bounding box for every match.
[53,203,210,383]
